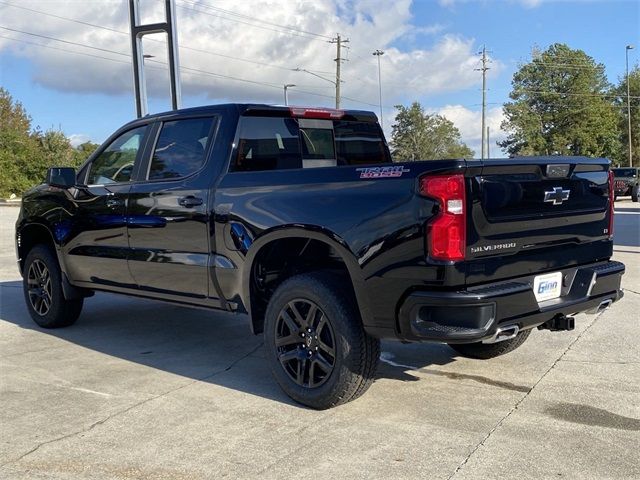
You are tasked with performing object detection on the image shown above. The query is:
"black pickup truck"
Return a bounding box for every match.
[16,104,625,409]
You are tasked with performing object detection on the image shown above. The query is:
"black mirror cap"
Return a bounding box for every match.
[46,167,76,188]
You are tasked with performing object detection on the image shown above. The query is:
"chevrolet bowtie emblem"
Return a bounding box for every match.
[544,187,570,205]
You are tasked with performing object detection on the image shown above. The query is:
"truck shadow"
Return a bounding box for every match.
[0,281,459,408]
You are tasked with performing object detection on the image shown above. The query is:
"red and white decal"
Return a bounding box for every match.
[357,166,410,179]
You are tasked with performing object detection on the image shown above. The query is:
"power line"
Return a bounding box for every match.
[0,25,129,57]
[0,33,133,66]
[0,1,332,76]
[0,28,382,109]
[514,89,640,99]
[178,0,332,40]
[0,1,123,34]
[176,0,331,43]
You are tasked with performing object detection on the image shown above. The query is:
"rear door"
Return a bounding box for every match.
[466,157,612,285]
[126,115,218,301]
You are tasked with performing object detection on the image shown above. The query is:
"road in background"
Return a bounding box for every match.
[0,200,638,479]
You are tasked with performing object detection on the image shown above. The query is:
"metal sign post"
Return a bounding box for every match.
[128,0,182,118]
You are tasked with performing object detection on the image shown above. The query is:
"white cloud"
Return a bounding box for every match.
[439,0,543,8]
[68,133,92,148]
[0,0,495,111]
[436,104,506,157]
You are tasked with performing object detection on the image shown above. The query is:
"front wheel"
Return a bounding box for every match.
[23,245,83,328]
[448,329,531,360]
[264,273,380,409]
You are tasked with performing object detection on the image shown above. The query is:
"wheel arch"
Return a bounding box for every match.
[16,222,61,274]
[242,226,371,335]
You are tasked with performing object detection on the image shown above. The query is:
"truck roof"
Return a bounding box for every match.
[133,103,379,123]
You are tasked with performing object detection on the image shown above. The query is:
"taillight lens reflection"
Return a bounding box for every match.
[420,174,466,261]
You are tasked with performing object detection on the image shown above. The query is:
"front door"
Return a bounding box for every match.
[126,116,218,301]
[63,124,150,288]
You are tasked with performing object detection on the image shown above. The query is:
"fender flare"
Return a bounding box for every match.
[17,221,86,300]
[241,226,372,332]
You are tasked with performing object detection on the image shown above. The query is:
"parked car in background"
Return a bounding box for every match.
[612,167,639,202]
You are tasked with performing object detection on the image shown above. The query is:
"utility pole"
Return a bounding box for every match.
[372,49,385,129]
[487,126,490,159]
[475,46,490,160]
[626,45,635,167]
[330,34,349,109]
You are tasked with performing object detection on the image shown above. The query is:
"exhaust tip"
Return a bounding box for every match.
[587,299,613,315]
[483,325,519,344]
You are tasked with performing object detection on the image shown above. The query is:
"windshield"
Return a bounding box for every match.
[612,168,636,178]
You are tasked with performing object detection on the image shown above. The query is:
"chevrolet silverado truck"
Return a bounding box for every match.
[612,167,639,202]
[16,104,625,409]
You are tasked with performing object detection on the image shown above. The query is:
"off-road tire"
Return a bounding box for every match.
[448,329,531,360]
[23,245,83,328]
[264,272,380,409]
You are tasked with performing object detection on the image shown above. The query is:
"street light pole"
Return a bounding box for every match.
[284,84,295,106]
[372,49,385,129]
[626,45,634,167]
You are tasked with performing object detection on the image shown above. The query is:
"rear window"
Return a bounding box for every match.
[232,116,389,172]
[613,168,636,178]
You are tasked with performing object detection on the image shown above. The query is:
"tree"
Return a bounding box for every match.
[611,65,639,167]
[499,44,621,160]
[0,87,41,197]
[0,88,94,197]
[390,102,474,161]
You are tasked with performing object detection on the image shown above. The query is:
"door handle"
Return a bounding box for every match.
[179,196,203,208]
[106,198,123,208]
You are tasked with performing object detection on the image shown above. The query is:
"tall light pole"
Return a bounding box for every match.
[372,49,385,129]
[626,45,634,167]
[284,84,295,106]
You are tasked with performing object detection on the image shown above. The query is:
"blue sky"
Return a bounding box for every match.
[0,0,638,155]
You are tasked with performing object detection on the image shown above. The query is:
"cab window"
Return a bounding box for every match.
[148,117,215,180]
[86,126,148,185]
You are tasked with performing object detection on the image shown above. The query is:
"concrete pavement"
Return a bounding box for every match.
[0,200,638,479]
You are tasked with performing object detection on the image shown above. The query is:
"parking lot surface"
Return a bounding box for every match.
[1,201,638,480]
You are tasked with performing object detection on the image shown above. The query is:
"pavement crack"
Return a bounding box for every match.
[624,288,640,296]
[447,313,602,479]
[0,341,263,470]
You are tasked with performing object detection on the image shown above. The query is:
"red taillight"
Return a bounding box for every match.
[608,170,615,239]
[420,174,466,261]
[289,107,344,119]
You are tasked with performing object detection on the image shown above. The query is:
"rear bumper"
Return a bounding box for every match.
[396,260,625,344]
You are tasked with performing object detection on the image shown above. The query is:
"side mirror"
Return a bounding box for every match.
[46,167,76,189]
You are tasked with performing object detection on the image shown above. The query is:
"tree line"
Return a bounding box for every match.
[391,43,639,166]
[0,87,98,198]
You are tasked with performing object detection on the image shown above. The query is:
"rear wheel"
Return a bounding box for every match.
[23,245,83,328]
[264,272,379,409]
[632,186,639,202]
[448,329,531,360]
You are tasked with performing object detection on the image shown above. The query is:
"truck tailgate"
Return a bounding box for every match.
[465,157,612,285]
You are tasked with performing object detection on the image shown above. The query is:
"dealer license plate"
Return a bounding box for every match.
[533,272,563,303]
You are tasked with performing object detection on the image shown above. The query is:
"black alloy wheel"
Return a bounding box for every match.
[27,259,53,316]
[275,299,336,388]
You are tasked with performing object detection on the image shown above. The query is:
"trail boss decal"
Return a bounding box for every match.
[357,166,410,179]
[470,242,517,254]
